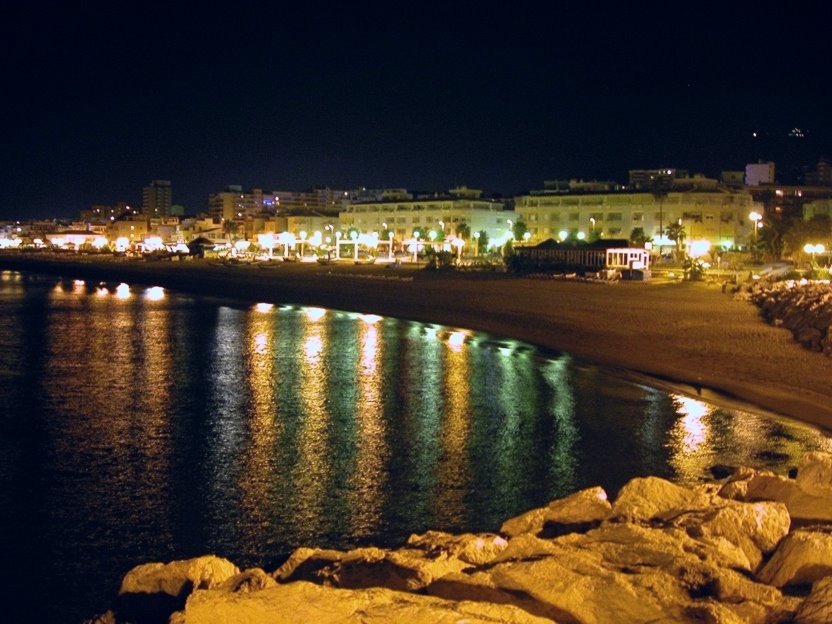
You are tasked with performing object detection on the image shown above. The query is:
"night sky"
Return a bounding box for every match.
[3,2,831,219]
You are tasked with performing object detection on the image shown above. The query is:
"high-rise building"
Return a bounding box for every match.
[142,180,172,218]
[745,162,775,187]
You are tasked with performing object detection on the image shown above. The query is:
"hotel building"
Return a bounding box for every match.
[514,186,761,251]
[339,186,516,247]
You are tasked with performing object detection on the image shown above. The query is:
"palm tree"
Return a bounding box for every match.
[664,221,686,261]
[455,222,471,241]
[629,227,651,247]
[649,174,672,254]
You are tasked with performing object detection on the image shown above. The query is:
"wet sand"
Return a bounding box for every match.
[3,253,832,433]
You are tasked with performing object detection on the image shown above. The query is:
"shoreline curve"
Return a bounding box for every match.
[3,253,832,434]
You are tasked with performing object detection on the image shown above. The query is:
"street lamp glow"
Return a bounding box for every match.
[577,231,586,240]
[558,230,568,241]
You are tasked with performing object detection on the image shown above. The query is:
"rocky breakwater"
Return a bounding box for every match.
[744,278,832,355]
[88,452,832,623]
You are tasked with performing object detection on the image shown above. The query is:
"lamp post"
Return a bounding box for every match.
[749,211,762,260]
[590,217,595,233]
[388,230,394,259]
[412,230,420,263]
[804,243,825,269]
[473,231,480,256]
[335,231,342,259]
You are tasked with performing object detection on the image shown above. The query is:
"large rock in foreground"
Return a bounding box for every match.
[91,452,832,623]
[183,580,551,623]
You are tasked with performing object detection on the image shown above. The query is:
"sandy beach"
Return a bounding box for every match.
[3,253,832,433]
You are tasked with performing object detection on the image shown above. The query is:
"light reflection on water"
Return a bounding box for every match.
[0,272,831,622]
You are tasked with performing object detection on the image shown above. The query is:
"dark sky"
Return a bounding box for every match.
[3,2,831,219]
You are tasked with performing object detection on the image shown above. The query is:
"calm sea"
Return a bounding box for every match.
[1,270,829,622]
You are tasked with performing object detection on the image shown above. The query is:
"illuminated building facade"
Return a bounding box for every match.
[514,189,760,250]
[340,187,516,245]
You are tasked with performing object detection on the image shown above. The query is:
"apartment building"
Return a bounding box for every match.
[142,180,172,218]
[339,187,515,246]
[514,188,760,250]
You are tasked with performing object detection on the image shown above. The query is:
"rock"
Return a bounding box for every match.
[272,547,344,583]
[82,611,116,624]
[796,576,832,624]
[796,451,832,498]
[275,544,472,592]
[182,581,552,623]
[719,469,832,523]
[428,523,794,623]
[499,486,611,538]
[758,528,832,588]
[217,568,277,593]
[670,501,790,569]
[490,533,561,564]
[116,555,239,623]
[610,476,716,523]
[405,531,508,565]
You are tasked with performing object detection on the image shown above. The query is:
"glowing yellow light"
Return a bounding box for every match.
[146,286,165,301]
[448,330,466,351]
[115,283,131,299]
[73,280,85,286]
[305,307,327,322]
[688,240,711,258]
[359,314,383,325]
[671,394,712,454]
[254,302,274,313]
[258,233,275,249]
[304,335,323,359]
[144,236,164,252]
[96,288,108,297]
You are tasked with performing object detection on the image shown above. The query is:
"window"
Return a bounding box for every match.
[569,212,580,221]
[605,212,622,221]
[632,212,643,222]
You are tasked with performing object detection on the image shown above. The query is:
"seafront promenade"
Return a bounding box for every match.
[3,253,832,432]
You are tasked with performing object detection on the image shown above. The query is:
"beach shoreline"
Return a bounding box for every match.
[3,252,832,433]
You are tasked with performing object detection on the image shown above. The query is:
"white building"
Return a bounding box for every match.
[340,188,516,251]
[514,189,761,251]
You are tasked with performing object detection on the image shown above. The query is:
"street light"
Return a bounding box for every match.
[590,217,595,233]
[749,211,762,250]
[350,229,359,261]
[804,243,825,268]
[473,231,480,256]
[299,230,307,257]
